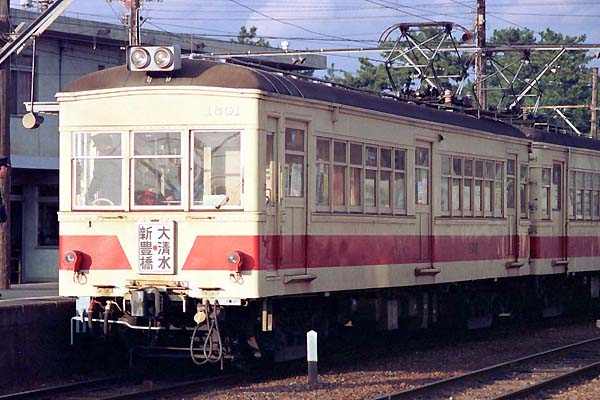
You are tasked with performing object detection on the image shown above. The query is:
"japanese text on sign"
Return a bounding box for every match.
[137,221,175,274]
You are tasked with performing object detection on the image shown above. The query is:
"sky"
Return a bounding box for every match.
[8,0,600,74]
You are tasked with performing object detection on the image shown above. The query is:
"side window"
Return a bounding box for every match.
[133,131,182,207]
[441,156,451,213]
[394,149,406,213]
[334,141,347,209]
[379,147,392,212]
[265,133,275,206]
[520,164,529,219]
[73,132,123,208]
[315,137,330,208]
[349,143,363,210]
[594,174,600,220]
[284,127,305,197]
[365,146,378,209]
[569,171,575,219]
[192,131,241,208]
[552,163,562,212]
[542,168,551,217]
[507,159,516,210]
[415,147,429,205]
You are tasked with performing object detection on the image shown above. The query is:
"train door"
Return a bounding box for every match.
[551,162,566,260]
[506,156,518,260]
[280,121,307,271]
[263,117,279,270]
[415,143,432,263]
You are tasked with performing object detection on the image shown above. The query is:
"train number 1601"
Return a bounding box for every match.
[208,105,240,116]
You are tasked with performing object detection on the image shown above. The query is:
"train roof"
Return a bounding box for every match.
[70,59,600,145]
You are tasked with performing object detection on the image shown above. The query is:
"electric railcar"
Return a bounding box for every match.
[58,47,600,364]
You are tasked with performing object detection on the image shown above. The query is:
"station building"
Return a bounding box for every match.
[8,7,326,282]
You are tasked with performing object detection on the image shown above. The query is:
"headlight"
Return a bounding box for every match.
[130,48,151,69]
[154,47,174,69]
[127,46,181,72]
[64,250,83,271]
[227,251,243,272]
[64,251,77,264]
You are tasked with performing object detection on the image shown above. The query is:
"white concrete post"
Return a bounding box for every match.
[307,330,318,386]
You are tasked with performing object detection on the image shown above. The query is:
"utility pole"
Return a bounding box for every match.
[475,0,487,110]
[0,0,10,289]
[129,0,140,46]
[592,67,598,139]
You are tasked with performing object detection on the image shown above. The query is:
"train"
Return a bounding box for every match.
[57,45,600,365]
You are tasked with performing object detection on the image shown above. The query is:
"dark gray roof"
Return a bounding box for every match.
[65,59,529,140]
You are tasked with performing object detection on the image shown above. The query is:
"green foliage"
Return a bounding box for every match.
[331,27,595,133]
[235,26,270,47]
[485,28,592,132]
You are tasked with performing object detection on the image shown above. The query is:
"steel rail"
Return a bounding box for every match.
[93,375,236,400]
[491,359,600,400]
[0,376,127,400]
[370,335,600,400]
[0,374,235,400]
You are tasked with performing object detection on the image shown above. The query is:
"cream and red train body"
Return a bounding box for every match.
[57,57,600,362]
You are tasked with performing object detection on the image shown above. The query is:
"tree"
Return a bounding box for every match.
[236,26,270,47]
[485,28,592,132]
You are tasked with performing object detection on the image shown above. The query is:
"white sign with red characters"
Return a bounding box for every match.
[137,221,175,275]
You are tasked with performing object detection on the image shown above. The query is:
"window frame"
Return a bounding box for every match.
[190,129,243,211]
[131,130,185,210]
[71,131,126,211]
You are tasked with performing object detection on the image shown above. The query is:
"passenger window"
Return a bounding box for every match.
[192,131,241,208]
[316,138,330,207]
[73,132,123,208]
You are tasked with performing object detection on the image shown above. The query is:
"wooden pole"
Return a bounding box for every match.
[129,0,140,46]
[0,0,11,289]
[592,67,598,139]
[475,0,487,110]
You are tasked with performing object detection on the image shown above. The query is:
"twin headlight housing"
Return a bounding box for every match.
[127,45,181,72]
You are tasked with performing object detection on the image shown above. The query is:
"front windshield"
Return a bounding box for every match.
[73,132,123,208]
[132,131,182,207]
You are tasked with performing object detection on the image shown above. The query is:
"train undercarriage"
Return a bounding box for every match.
[72,273,600,366]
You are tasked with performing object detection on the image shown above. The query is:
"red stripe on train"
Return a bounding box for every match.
[60,234,598,271]
[59,236,130,270]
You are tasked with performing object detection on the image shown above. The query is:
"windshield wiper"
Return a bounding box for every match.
[215,195,230,209]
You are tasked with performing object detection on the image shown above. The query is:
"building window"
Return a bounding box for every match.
[284,127,305,197]
[192,131,241,208]
[38,185,58,247]
[133,131,182,207]
[73,132,123,208]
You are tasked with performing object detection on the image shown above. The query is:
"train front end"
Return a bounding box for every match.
[56,50,267,364]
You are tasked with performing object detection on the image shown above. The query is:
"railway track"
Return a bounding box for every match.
[0,374,236,400]
[371,335,600,400]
